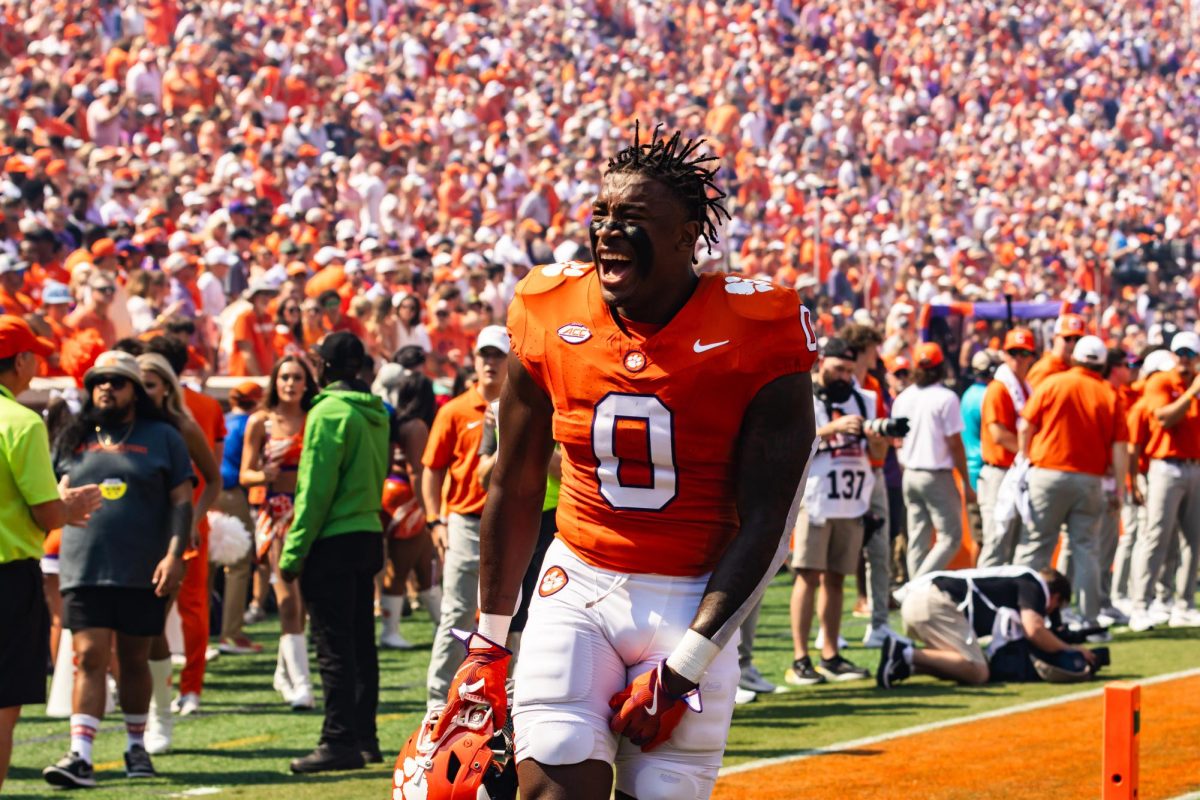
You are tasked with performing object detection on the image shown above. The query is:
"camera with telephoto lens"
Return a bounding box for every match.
[864,417,909,438]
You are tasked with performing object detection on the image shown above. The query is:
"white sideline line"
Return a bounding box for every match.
[719,666,1200,777]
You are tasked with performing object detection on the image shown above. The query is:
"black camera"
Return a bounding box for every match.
[1091,647,1111,668]
[865,417,909,438]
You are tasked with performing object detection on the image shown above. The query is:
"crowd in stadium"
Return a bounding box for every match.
[2,0,1199,794]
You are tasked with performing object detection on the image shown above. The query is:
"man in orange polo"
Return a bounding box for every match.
[421,326,508,706]
[977,328,1036,566]
[1015,336,1128,628]
[1026,313,1086,389]
[1128,332,1200,630]
[0,257,35,317]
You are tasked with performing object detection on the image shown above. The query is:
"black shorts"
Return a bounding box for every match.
[62,586,168,637]
[0,559,50,708]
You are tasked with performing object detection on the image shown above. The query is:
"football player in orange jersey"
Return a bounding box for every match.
[398,124,818,800]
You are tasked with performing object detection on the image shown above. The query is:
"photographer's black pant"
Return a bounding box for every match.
[300,531,384,750]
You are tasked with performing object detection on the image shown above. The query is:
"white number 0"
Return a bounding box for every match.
[592,393,677,510]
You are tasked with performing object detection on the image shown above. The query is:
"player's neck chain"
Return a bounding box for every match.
[95,421,135,450]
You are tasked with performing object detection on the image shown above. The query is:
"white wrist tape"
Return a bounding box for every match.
[665,629,721,685]
[477,613,512,646]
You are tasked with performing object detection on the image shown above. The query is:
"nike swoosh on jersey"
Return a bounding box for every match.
[693,339,731,353]
[466,420,483,430]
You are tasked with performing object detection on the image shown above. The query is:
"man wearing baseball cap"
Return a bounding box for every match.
[0,317,101,791]
[1014,335,1128,633]
[1127,331,1200,630]
[977,328,1037,566]
[422,325,510,711]
[280,332,390,773]
[43,351,195,788]
[890,342,974,578]
[1027,313,1085,389]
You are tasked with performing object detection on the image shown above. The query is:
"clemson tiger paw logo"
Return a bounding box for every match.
[539,566,569,597]
[542,263,589,278]
[724,276,775,295]
[394,759,427,800]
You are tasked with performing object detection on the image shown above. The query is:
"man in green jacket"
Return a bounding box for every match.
[281,332,389,774]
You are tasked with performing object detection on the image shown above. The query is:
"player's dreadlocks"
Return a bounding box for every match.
[606,121,731,264]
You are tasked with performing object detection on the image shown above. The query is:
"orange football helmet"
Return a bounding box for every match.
[391,703,516,800]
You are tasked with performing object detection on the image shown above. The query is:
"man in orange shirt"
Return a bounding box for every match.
[229,283,278,377]
[147,337,225,719]
[977,328,1036,566]
[421,326,508,706]
[1016,336,1128,628]
[0,257,35,316]
[1128,332,1200,631]
[64,275,118,349]
[1026,313,1086,389]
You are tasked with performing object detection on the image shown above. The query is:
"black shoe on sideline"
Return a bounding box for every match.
[290,743,366,774]
[124,744,157,778]
[43,752,97,788]
[876,637,913,689]
[818,654,871,682]
[360,740,384,764]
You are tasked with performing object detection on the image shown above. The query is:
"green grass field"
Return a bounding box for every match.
[7,575,1199,798]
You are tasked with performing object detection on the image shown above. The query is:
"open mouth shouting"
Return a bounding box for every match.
[596,249,636,290]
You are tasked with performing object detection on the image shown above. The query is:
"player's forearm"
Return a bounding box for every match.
[477,478,544,625]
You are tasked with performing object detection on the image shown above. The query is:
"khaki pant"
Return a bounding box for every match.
[1015,467,1103,623]
[1131,459,1200,611]
[902,469,963,579]
[977,464,1020,568]
[214,488,256,640]
[900,584,985,667]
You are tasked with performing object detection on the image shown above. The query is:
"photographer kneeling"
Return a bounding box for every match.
[876,566,1101,688]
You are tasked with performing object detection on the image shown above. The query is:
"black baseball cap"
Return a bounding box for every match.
[822,337,859,361]
[317,331,366,366]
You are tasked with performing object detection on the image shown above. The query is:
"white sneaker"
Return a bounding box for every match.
[1128,611,1157,633]
[172,692,200,716]
[1168,607,1200,628]
[814,629,848,651]
[204,646,221,663]
[380,631,414,650]
[1148,600,1173,624]
[862,624,902,648]
[1111,597,1133,617]
[1097,606,1130,627]
[738,664,776,694]
[145,707,173,755]
[734,687,757,706]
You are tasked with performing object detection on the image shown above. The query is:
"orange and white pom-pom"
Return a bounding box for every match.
[207,511,252,566]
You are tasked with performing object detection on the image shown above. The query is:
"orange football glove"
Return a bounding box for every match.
[432,630,511,740]
[608,660,701,752]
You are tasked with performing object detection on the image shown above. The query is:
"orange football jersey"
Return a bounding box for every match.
[507,262,818,577]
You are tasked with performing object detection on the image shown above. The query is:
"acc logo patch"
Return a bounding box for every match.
[99,478,127,501]
[539,566,569,597]
[557,323,592,344]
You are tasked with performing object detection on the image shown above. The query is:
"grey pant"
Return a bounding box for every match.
[864,468,891,628]
[1115,473,1181,604]
[976,464,1021,568]
[1130,460,1200,611]
[426,513,481,705]
[1015,467,1103,623]
[903,468,963,579]
[737,598,763,671]
[1058,503,1119,610]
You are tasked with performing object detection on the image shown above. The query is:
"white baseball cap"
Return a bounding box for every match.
[1170,331,1200,355]
[474,325,510,355]
[313,246,346,266]
[1072,335,1107,366]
